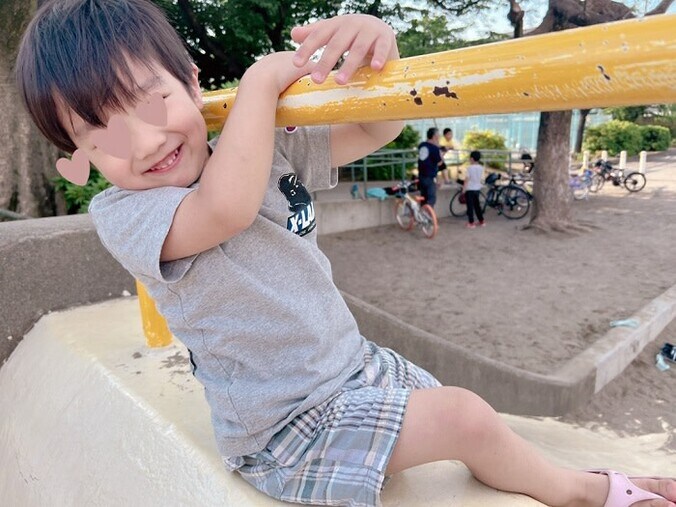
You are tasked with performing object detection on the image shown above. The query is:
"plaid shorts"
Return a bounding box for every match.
[223,341,440,507]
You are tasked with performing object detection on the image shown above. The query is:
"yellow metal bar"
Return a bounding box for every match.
[202,15,676,131]
[138,15,674,345]
[136,280,173,347]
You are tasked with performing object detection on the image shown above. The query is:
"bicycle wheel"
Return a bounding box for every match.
[394,200,414,230]
[449,190,466,217]
[572,181,589,200]
[589,173,604,193]
[498,186,530,219]
[623,172,646,192]
[419,204,438,239]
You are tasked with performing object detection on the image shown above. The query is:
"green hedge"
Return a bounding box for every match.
[54,168,111,214]
[583,120,672,156]
[462,130,508,169]
[640,125,671,151]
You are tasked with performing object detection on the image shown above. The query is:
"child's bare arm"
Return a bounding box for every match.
[291,15,405,168]
[160,52,313,262]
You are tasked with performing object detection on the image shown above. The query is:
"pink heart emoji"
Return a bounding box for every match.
[135,92,167,127]
[90,114,132,159]
[56,149,91,186]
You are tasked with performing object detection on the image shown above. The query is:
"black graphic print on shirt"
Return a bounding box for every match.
[278,173,316,236]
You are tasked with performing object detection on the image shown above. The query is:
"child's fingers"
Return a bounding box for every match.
[369,34,394,70]
[292,20,331,67]
[312,30,358,83]
[290,24,312,45]
[334,33,375,84]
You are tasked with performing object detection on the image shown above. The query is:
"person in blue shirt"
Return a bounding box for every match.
[417,127,446,207]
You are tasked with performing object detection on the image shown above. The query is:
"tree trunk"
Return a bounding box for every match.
[574,108,591,154]
[0,0,64,219]
[528,111,576,231]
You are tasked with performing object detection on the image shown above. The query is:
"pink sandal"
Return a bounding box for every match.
[589,470,665,506]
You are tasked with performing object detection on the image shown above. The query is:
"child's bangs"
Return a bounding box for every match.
[16,0,193,153]
[56,49,162,135]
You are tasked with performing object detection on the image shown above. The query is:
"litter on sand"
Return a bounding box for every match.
[609,318,640,329]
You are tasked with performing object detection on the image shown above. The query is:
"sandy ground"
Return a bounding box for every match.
[317,151,676,445]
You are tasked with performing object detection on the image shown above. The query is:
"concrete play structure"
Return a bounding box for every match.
[2,14,676,506]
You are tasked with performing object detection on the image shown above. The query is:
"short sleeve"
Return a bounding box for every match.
[89,185,197,283]
[274,126,335,192]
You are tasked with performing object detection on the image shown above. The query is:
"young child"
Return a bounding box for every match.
[463,150,485,228]
[15,1,676,506]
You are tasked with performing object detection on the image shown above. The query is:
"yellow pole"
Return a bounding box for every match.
[202,15,676,131]
[138,14,675,347]
[136,280,173,347]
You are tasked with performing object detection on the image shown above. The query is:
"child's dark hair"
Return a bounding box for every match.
[426,127,438,140]
[443,128,452,135]
[470,150,481,162]
[15,0,194,153]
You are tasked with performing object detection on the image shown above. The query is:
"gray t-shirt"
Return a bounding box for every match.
[89,126,366,457]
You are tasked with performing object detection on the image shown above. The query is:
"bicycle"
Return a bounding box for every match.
[449,173,531,220]
[389,179,438,239]
[589,159,646,193]
[569,168,594,200]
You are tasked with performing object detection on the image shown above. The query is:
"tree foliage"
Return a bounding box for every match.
[153,0,343,89]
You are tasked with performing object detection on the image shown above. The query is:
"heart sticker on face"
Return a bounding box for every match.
[135,92,167,127]
[90,114,132,159]
[56,148,91,185]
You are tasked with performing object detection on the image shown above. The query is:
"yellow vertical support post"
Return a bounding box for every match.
[136,280,173,347]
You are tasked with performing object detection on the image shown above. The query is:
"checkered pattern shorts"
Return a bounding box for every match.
[223,341,440,507]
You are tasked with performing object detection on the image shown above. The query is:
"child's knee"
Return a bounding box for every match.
[439,387,497,445]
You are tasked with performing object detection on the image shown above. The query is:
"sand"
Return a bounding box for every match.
[317,151,676,446]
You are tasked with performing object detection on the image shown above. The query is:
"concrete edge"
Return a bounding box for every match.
[555,283,676,392]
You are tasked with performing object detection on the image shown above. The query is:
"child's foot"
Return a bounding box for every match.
[478,220,486,227]
[466,222,476,229]
[582,470,676,507]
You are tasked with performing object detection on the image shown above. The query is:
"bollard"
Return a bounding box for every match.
[583,150,589,169]
[136,14,676,345]
[619,151,627,169]
[601,150,608,161]
[639,151,647,174]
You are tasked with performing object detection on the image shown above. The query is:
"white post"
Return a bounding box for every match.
[601,150,608,161]
[583,150,589,169]
[639,151,647,174]
[619,150,627,169]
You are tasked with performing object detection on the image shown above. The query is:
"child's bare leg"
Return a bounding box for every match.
[386,387,676,507]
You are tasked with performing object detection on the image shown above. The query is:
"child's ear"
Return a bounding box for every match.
[189,63,203,109]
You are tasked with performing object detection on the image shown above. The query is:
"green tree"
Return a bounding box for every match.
[153,0,343,89]
[605,106,648,122]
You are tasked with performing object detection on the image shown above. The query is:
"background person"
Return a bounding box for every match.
[417,127,446,207]
[464,150,485,228]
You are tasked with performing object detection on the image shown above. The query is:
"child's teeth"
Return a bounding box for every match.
[153,148,178,170]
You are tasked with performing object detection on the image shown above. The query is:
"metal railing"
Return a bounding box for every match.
[340,148,537,198]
